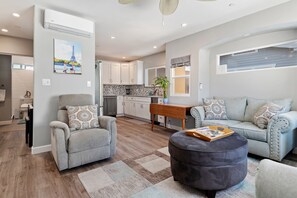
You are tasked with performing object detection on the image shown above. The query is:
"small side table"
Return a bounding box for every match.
[150,103,191,131]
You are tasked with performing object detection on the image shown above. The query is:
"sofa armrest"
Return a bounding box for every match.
[190,106,205,128]
[268,111,297,134]
[49,121,71,141]
[98,116,117,156]
[256,159,297,198]
[267,111,297,161]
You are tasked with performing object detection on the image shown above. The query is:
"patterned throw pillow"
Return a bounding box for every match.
[253,103,283,129]
[203,98,228,120]
[66,105,99,131]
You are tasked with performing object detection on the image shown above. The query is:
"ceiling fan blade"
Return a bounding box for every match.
[159,0,179,15]
[118,0,135,4]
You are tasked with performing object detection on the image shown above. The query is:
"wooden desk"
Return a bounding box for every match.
[150,103,192,131]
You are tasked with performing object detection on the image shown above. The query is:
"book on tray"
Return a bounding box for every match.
[185,126,234,142]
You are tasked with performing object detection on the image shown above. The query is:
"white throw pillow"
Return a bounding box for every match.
[66,105,99,131]
[203,98,228,120]
[253,103,283,129]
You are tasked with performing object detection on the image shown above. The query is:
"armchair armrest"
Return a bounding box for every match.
[49,121,71,141]
[98,116,117,156]
[49,121,70,171]
[190,106,205,128]
[256,159,297,198]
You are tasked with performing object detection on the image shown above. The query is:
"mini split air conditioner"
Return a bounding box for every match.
[44,9,94,38]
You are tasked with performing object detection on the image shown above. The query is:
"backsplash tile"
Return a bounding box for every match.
[103,85,126,96]
[103,84,163,97]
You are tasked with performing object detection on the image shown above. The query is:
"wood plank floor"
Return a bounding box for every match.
[0,117,175,198]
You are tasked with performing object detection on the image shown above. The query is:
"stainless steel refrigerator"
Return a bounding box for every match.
[95,60,103,116]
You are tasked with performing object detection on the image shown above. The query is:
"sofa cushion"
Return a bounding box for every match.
[215,97,247,121]
[66,105,99,131]
[230,122,267,142]
[201,120,241,128]
[244,98,267,122]
[203,98,228,120]
[253,103,283,129]
[68,128,111,153]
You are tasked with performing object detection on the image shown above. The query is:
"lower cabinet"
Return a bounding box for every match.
[124,97,151,120]
[117,96,124,115]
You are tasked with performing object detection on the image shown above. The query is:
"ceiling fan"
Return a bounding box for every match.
[118,0,216,15]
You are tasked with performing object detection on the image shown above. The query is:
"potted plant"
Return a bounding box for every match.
[154,76,170,104]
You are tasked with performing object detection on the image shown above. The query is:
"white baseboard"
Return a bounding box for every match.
[31,144,51,154]
[0,120,12,126]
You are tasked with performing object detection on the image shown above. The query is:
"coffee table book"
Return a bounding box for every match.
[185,126,234,142]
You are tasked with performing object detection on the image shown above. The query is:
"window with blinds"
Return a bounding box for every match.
[218,40,297,73]
[170,55,190,96]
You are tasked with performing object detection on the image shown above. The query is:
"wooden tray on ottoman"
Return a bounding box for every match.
[185,126,234,142]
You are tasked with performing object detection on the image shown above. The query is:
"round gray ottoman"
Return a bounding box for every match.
[169,132,248,198]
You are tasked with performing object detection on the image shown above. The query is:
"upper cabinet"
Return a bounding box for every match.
[102,61,111,84]
[145,66,166,87]
[129,61,143,85]
[102,61,121,84]
[111,62,121,84]
[102,60,143,85]
[120,63,130,84]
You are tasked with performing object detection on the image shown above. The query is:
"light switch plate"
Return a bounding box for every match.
[42,79,51,86]
[87,81,91,87]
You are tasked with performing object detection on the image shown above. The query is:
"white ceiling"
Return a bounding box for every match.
[0,0,291,61]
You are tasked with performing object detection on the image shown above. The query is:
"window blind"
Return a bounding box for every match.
[171,55,191,68]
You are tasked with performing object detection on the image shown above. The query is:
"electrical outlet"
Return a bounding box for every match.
[42,79,51,86]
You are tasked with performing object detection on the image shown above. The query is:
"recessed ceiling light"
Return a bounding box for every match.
[153,46,157,49]
[111,36,116,39]
[122,57,126,59]
[1,29,8,32]
[181,23,187,27]
[12,13,20,17]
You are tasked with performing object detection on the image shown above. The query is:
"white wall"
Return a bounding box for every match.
[166,0,297,106]
[209,29,297,109]
[0,35,33,56]
[33,6,95,147]
[11,56,34,118]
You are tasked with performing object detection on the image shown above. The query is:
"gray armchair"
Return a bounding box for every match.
[49,94,117,171]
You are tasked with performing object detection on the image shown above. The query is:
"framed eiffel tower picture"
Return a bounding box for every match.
[53,39,82,74]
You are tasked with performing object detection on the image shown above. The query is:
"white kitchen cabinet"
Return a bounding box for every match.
[124,96,150,120]
[102,61,121,84]
[102,61,111,84]
[120,63,130,84]
[117,96,124,115]
[129,61,143,85]
[111,63,121,84]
